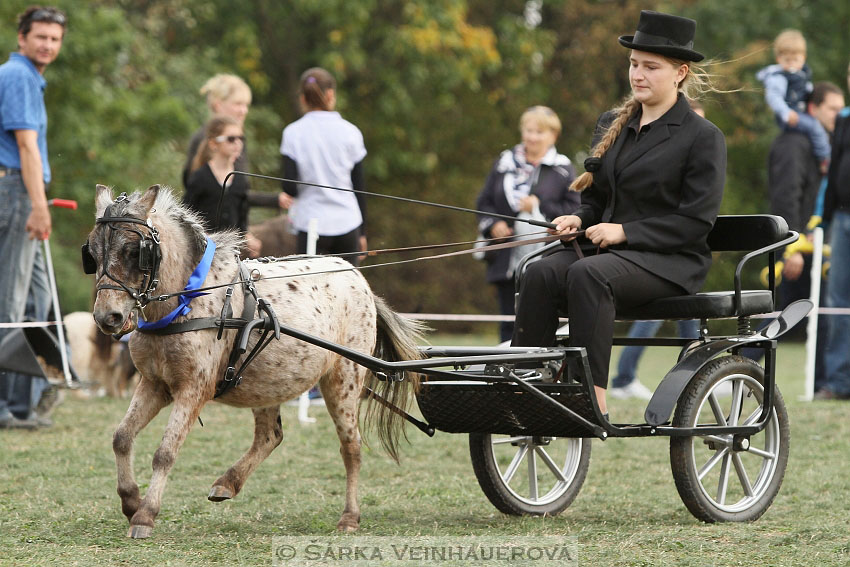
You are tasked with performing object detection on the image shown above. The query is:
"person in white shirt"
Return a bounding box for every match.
[279,67,368,265]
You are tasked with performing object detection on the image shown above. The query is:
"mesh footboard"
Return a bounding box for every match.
[416,381,599,438]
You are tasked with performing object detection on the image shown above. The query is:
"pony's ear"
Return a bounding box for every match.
[95,184,113,217]
[138,185,160,215]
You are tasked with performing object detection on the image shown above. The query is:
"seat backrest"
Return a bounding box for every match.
[707,214,790,252]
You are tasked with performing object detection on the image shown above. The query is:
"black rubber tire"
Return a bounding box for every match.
[670,355,790,522]
[469,433,591,516]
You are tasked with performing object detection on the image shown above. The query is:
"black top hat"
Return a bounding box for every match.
[618,11,704,62]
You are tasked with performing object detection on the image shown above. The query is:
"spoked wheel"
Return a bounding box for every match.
[469,433,591,516]
[670,355,789,522]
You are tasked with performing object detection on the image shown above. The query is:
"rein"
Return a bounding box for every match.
[147,230,586,303]
[87,183,585,400]
[221,170,561,230]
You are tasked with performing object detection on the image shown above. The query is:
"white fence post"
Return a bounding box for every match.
[802,227,824,401]
[297,218,320,423]
[43,239,73,388]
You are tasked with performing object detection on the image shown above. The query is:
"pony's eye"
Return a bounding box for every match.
[121,242,140,265]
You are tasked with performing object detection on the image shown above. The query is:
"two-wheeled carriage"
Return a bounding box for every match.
[314,214,804,522]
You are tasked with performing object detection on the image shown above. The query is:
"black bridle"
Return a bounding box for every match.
[81,195,162,309]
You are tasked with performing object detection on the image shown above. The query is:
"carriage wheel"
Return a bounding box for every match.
[670,355,789,522]
[469,433,591,516]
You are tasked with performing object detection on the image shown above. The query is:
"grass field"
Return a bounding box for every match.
[1,339,849,566]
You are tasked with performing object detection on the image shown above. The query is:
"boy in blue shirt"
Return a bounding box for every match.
[757,29,831,174]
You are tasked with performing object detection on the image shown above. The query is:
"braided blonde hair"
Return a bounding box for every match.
[570,96,640,191]
[571,56,714,192]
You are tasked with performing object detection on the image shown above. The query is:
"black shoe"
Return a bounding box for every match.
[813,389,850,400]
[0,412,39,430]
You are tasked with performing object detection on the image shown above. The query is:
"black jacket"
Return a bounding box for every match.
[185,164,250,232]
[768,130,821,232]
[824,109,850,223]
[574,95,726,295]
[475,150,579,283]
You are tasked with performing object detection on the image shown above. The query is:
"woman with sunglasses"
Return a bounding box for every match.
[184,115,261,257]
[279,67,367,265]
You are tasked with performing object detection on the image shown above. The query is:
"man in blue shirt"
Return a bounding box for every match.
[0,6,66,429]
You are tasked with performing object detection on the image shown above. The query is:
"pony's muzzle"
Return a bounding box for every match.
[95,309,132,336]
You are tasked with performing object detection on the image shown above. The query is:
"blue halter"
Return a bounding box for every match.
[137,237,217,331]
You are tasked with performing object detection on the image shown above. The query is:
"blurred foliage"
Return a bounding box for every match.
[1,0,848,325]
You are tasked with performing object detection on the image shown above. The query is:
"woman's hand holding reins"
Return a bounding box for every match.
[586,223,626,248]
[550,215,582,239]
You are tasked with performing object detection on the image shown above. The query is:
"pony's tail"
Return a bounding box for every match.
[362,296,428,463]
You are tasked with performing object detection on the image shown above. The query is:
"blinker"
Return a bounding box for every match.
[81,242,97,274]
[139,239,155,271]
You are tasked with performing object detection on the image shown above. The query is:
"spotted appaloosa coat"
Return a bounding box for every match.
[86,184,423,539]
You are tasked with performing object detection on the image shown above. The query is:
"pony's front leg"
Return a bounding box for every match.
[113,376,171,525]
[209,406,283,502]
[127,388,206,539]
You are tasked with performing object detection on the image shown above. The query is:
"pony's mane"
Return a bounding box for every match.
[109,186,243,260]
[156,187,245,259]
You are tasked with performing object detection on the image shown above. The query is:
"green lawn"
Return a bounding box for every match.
[1,340,849,566]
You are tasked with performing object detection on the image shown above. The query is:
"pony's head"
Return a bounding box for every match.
[85,184,163,336]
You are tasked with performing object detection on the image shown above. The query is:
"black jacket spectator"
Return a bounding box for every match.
[768,130,821,233]
[824,109,850,222]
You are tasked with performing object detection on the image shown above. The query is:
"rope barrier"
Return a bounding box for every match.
[0,321,63,328]
[398,308,850,323]
[4,306,850,329]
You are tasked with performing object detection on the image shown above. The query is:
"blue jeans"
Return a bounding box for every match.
[0,172,50,419]
[823,211,850,395]
[611,319,699,388]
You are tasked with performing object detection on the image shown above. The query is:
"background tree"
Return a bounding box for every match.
[1,0,848,330]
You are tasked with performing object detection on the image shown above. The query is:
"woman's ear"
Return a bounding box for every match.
[677,64,689,84]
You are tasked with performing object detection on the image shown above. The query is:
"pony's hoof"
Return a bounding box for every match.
[336,514,360,533]
[128,525,153,539]
[208,485,234,502]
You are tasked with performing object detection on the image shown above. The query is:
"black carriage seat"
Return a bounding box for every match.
[516,214,796,322]
[619,214,794,321]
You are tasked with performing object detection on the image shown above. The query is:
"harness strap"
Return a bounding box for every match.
[136,256,277,399]
[136,316,250,335]
[215,261,266,398]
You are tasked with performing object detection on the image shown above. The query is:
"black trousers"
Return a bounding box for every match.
[512,248,684,388]
[296,227,362,266]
